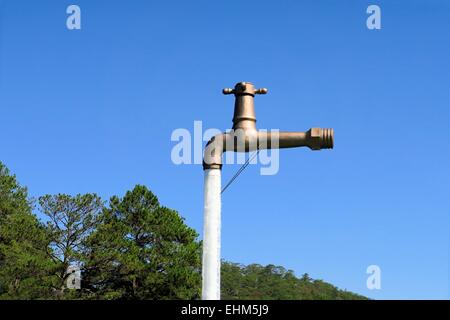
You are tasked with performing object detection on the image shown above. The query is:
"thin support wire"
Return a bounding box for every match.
[221,150,260,194]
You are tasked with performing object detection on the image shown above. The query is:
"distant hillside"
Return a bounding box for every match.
[222,262,367,300]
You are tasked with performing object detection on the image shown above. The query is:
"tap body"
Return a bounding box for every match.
[201,82,334,300]
[203,82,333,170]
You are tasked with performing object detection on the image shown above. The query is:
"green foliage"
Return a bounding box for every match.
[1,161,366,300]
[38,193,104,296]
[0,162,29,221]
[0,162,56,299]
[221,262,367,300]
[81,185,201,300]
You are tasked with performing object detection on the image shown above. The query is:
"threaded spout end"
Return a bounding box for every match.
[307,128,334,150]
[321,128,334,149]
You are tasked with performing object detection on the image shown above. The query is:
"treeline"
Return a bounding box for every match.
[0,161,366,300]
[0,161,201,299]
[222,262,367,300]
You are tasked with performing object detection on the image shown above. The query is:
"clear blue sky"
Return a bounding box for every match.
[0,0,449,299]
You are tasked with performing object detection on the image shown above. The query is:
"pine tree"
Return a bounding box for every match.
[82,185,201,299]
[0,162,56,299]
[38,193,103,297]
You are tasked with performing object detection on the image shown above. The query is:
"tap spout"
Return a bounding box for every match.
[203,128,334,170]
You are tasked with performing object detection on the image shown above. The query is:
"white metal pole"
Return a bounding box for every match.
[202,168,221,300]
